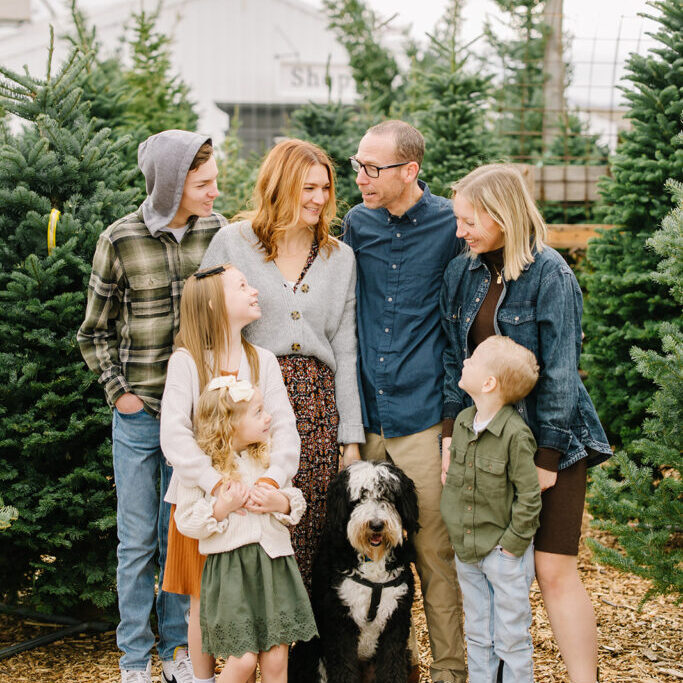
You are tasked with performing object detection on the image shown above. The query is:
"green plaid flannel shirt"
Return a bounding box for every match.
[78,207,226,416]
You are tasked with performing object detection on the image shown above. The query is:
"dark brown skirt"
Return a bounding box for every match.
[535,457,588,556]
[277,355,340,592]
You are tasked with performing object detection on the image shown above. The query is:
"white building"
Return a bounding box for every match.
[0,0,359,151]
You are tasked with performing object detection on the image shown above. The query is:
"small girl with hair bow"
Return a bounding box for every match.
[174,376,317,683]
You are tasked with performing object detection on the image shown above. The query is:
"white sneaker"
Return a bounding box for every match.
[120,661,152,683]
[162,646,194,683]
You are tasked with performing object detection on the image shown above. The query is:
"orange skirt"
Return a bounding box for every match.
[162,505,206,598]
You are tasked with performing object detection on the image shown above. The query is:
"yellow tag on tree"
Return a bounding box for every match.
[47,209,60,254]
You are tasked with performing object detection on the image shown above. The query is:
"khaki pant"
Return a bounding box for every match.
[362,424,466,683]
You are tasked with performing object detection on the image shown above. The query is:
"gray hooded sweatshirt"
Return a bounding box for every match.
[138,129,211,233]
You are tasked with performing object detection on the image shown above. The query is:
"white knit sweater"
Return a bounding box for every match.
[201,220,365,444]
[161,345,300,504]
[174,452,305,558]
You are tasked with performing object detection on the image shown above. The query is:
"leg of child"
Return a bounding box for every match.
[258,643,288,683]
[453,554,499,682]
[483,544,535,682]
[216,651,258,683]
[535,550,598,683]
[189,595,216,679]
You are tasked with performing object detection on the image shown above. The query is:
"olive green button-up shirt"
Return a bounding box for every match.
[440,404,541,563]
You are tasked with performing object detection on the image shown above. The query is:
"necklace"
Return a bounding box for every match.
[491,262,504,285]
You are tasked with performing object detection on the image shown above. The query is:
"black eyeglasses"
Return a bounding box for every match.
[194,265,225,279]
[349,157,410,178]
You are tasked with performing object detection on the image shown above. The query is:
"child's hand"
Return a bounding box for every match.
[212,481,249,521]
[441,436,452,486]
[245,483,290,515]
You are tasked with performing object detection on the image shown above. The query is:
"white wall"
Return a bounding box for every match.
[0,0,357,140]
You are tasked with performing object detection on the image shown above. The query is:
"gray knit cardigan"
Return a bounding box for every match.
[201,220,365,444]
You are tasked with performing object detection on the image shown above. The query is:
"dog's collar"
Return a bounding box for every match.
[345,570,408,622]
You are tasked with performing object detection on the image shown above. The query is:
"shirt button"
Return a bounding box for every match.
[387,218,391,223]
[475,297,480,302]
[515,316,520,321]
[466,317,470,322]
[392,264,397,269]
[387,297,393,302]
[384,328,390,333]
[291,343,301,352]
[468,462,473,467]
[466,529,471,534]
[468,485,473,490]
[413,219,417,224]
[301,284,310,293]
[379,357,384,362]
[467,505,472,511]
[290,311,301,320]
[396,232,401,238]
[378,389,384,395]
[484,279,489,284]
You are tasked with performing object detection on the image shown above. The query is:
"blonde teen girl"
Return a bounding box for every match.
[174,378,316,683]
[160,265,300,682]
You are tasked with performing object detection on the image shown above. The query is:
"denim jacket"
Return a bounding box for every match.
[440,246,611,471]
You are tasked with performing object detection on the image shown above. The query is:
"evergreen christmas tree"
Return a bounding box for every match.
[582,0,682,446]
[322,0,400,117]
[587,179,682,604]
[0,35,138,613]
[411,1,500,197]
[212,111,260,220]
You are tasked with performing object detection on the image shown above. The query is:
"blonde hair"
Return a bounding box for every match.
[235,138,339,261]
[194,385,269,482]
[451,164,547,280]
[175,264,260,393]
[478,335,539,404]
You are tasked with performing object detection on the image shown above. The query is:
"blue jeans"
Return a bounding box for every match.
[454,543,535,683]
[112,407,189,670]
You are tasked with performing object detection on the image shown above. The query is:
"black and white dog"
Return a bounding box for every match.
[290,460,420,683]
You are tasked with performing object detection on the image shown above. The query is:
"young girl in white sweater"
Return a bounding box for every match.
[160,264,301,682]
[175,376,316,683]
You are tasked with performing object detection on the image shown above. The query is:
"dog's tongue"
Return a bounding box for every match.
[370,534,382,546]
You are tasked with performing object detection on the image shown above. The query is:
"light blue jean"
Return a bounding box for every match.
[454,543,535,683]
[112,407,189,670]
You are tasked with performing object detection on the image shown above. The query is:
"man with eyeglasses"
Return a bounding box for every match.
[342,120,466,683]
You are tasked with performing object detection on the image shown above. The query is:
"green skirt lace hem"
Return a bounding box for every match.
[200,543,318,657]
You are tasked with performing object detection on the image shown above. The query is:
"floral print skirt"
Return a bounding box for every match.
[277,355,339,592]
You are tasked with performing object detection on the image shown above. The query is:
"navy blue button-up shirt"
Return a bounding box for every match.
[342,181,464,437]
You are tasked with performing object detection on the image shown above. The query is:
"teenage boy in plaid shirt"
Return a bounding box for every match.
[78,130,225,683]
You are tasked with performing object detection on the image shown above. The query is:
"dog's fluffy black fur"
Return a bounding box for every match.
[290,460,420,683]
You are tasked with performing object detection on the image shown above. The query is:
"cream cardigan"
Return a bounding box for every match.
[161,345,300,505]
[174,451,305,558]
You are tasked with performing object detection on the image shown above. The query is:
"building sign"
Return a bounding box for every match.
[278,62,357,103]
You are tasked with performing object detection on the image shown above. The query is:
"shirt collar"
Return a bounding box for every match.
[460,404,516,437]
[467,248,535,273]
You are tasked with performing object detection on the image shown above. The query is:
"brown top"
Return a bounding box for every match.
[442,248,560,472]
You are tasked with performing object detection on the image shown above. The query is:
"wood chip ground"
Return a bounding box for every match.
[1,513,680,682]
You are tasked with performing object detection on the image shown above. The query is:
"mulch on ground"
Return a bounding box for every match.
[1,512,681,682]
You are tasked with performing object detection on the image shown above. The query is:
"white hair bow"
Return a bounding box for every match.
[206,375,255,403]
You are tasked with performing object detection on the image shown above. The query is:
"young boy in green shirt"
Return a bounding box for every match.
[441,335,542,682]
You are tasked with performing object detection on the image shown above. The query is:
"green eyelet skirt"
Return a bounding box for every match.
[199,543,318,658]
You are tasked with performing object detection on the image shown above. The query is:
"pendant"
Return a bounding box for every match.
[496,274,502,284]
